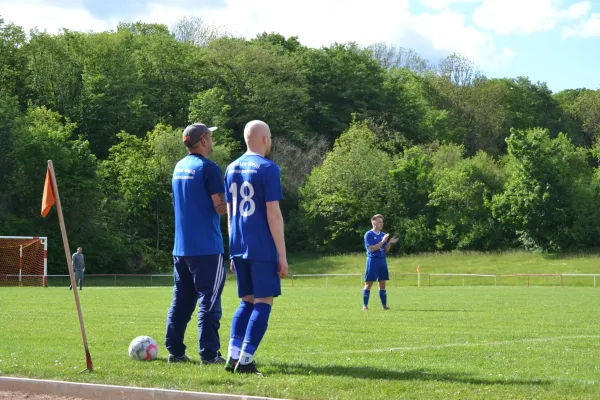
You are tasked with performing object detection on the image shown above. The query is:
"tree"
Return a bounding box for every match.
[7,106,100,273]
[429,146,507,250]
[171,16,229,47]
[388,146,436,252]
[557,89,600,147]
[376,68,450,150]
[437,53,482,87]
[0,92,20,223]
[492,128,591,251]
[300,43,387,141]
[25,29,85,123]
[0,18,27,101]
[300,122,394,252]
[368,42,431,73]
[253,33,303,53]
[191,37,310,142]
[504,77,567,139]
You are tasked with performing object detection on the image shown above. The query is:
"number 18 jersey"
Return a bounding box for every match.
[224,152,284,262]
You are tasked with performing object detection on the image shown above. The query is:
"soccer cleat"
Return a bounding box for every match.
[234,361,263,375]
[201,355,226,365]
[225,357,238,372]
[167,354,191,363]
[382,305,391,310]
[362,306,369,311]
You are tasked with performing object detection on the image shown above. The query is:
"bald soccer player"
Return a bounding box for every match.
[223,120,288,375]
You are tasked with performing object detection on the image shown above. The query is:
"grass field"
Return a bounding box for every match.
[43,250,600,288]
[1,280,600,399]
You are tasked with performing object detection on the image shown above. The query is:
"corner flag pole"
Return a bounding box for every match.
[417,265,421,287]
[45,160,93,373]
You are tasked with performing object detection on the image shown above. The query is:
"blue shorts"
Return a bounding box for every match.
[364,258,389,282]
[232,257,281,299]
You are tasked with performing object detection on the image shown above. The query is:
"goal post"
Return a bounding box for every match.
[0,236,47,287]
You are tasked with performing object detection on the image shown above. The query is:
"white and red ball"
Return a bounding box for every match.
[128,336,158,361]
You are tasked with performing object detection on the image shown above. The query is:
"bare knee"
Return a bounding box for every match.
[241,295,254,303]
[254,296,273,306]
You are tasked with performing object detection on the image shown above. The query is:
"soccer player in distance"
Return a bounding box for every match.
[165,123,228,365]
[224,120,288,375]
[363,214,398,310]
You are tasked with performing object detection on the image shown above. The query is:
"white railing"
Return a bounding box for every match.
[427,273,497,286]
[561,273,598,288]
[34,272,600,288]
[289,274,362,287]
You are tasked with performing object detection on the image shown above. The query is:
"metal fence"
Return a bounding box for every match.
[36,272,600,288]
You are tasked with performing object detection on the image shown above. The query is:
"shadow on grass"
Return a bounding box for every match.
[268,363,551,386]
[400,309,478,312]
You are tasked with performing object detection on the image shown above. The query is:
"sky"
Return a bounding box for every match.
[1,0,599,93]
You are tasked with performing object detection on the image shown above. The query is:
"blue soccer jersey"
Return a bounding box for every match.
[224,153,284,262]
[364,230,388,259]
[172,154,224,256]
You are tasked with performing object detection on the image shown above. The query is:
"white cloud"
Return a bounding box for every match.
[562,13,600,37]
[420,0,482,11]
[0,0,114,34]
[196,0,413,48]
[563,1,592,19]
[138,0,514,68]
[0,0,515,71]
[411,10,515,69]
[473,0,591,35]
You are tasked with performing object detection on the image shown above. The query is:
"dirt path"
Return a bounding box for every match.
[0,391,85,400]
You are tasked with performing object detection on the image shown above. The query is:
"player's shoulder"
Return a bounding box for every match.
[201,157,220,171]
[226,154,278,171]
[256,157,280,175]
[364,230,374,238]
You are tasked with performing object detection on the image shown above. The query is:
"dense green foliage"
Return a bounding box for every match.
[2,16,600,273]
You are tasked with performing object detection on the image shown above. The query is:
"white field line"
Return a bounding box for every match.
[320,335,600,355]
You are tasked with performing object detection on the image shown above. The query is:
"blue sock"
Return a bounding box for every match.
[379,290,387,307]
[229,300,253,360]
[363,289,370,307]
[239,302,271,364]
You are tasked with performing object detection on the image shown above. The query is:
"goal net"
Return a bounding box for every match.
[0,236,47,286]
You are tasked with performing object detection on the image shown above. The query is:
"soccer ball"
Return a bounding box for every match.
[128,336,158,361]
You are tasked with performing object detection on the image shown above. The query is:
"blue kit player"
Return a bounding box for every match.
[363,214,398,311]
[165,123,228,364]
[224,120,289,375]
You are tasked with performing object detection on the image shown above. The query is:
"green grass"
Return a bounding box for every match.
[1,283,600,399]
[290,250,600,275]
[43,250,600,288]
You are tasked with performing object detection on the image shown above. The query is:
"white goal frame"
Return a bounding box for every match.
[0,236,48,286]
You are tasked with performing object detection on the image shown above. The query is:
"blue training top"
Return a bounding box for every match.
[364,230,388,259]
[224,153,283,262]
[172,154,224,256]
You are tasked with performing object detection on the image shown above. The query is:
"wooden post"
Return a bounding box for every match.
[47,160,93,373]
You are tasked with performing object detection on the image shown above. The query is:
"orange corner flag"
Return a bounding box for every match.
[417,264,421,272]
[41,167,55,217]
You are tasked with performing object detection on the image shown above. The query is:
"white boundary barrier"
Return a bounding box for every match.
[0,376,282,400]
[36,273,600,288]
[289,273,362,287]
[427,273,497,287]
[561,273,599,288]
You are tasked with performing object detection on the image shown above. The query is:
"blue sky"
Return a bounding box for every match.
[1,0,598,92]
